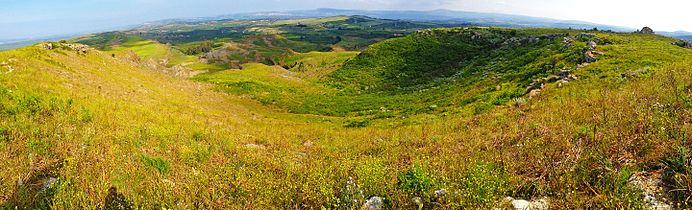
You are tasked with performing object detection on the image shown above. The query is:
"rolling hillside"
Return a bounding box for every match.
[0,23,691,209]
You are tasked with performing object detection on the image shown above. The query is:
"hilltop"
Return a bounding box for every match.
[0,18,691,209]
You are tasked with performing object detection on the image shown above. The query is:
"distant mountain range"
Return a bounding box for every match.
[3,8,691,50]
[142,8,692,40]
[205,8,638,31]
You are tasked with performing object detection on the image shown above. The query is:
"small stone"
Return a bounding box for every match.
[511,199,531,210]
[435,189,448,197]
[40,177,58,192]
[302,141,314,147]
[362,196,384,210]
[528,89,541,99]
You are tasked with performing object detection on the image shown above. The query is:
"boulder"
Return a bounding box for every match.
[362,197,384,210]
[587,41,597,49]
[639,27,655,34]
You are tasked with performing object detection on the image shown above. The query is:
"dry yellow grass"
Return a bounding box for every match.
[0,29,690,209]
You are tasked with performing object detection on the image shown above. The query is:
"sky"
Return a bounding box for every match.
[1,0,691,41]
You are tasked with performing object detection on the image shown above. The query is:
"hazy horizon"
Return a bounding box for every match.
[2,0,691,41]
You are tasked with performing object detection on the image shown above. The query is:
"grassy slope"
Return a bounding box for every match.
[0,28,690,210]
[200,28,585,122]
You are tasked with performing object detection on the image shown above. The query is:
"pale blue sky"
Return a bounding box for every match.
[1,0,690,41]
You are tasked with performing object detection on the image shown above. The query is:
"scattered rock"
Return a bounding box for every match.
[629,170,672,210]
[587,41,597,49]
[362,196,384,210]
[525,69,578,95]
[639,27,655,34]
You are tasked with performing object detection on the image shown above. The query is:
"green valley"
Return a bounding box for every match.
[0,14,691,210]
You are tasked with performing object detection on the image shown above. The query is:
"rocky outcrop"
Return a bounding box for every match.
[41,43,53,50]
[64,44,90,54]
[526,69,578,95]
[502,33,568,48]
[582,37,603,64]
[639,27,655,34]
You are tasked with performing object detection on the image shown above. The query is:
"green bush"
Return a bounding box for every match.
[398,164,435,195]
[344,119,372,128]
[140,155,171,175]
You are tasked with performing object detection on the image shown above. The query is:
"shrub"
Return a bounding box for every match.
[140,155,171,175]
[398,164,435,195]
[344,119,371,128]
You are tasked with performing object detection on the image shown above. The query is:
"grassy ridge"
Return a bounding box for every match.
[0,26,690,210]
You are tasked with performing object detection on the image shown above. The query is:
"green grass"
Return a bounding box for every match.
[0,25,690,209]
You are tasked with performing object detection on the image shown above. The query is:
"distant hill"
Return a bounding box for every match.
[659,31,692,40]
[187,8,636,32]
[679,35,692,41]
